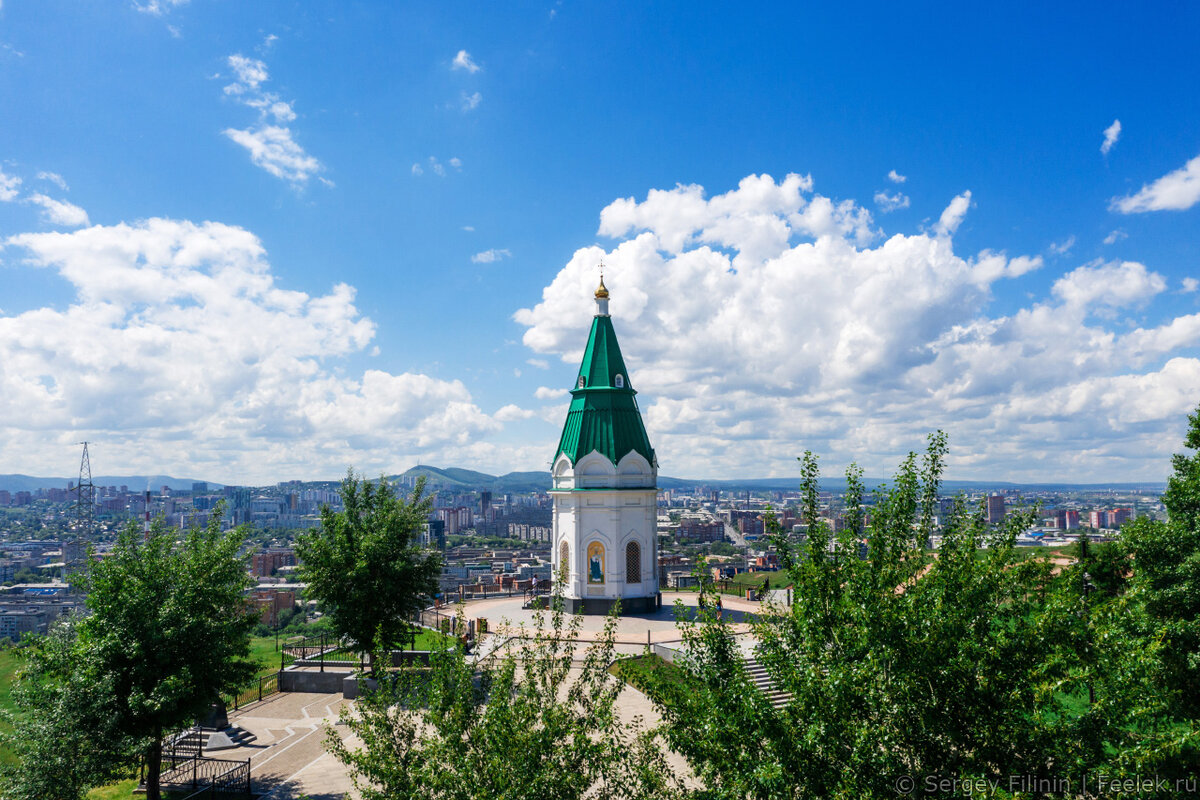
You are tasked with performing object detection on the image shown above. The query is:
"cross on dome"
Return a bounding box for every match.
[594,261,610,315]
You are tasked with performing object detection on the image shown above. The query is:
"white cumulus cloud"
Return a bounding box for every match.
[534,386,568,400]
[934,191,972,236]
[461,91,482,111]
[133,0,188,15]
[452,50,481,73]
[36,172,68,191]
[0,169,21,202]
[222,127,321,185]
[887,170,907,184]
[1049,235,1076,255]
[516,173,1200,481]
[472,248,511,264]
[873,190,910,213]
[1101,119,1121,155]
[27,193,90,227]
[0,218,501,482]
[1112,154,1200,213]
[221,54,325,187]
[494,404,534,422]
[414,157,462,178]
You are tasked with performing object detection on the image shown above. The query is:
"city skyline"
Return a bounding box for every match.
[1,2,1198,484]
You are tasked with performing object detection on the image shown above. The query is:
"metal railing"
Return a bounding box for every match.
[221,672,279,711]
[163,726,203,762]
[522,585,551,608]
[161,753,251,799]
[280,624,447,671]
[280,631,339,664]
[280,631,348,670]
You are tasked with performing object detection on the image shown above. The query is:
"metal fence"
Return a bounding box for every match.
[161,753,251,799]
[280,631,340,667]
[280,626,440,671]
[279,631,362,671]
[163,726,203,762]
[221,671,279,712]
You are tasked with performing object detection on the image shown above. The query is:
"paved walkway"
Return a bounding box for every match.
[219,690,357,800]
[212,593,767,797]
[459,591,764,641]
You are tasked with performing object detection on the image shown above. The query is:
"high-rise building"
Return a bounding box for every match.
[422,520,446,550]
[251,549,296,577]
[550,276,659,614]
[986,494,1006,524]
[678,519,725,542]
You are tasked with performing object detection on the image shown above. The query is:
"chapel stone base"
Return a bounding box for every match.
[563,593,661,616]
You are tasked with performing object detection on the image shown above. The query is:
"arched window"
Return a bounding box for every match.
[614,374,624,388]
[577,376,586,389]
[626,540,641,584]
[559,542,569,583]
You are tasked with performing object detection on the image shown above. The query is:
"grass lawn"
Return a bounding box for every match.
[610,654,689,704]
[86,778,138,800]
[717,570,791,595]
[0,646,22,764]
[325,628,454,659]
[248,634,284,676]
[86,777,198,800]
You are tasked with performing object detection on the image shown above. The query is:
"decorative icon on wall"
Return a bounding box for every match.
[587,541,605,584]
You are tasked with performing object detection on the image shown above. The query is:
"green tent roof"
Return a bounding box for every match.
[554,314,656,468]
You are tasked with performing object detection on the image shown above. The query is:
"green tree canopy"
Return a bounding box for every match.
[328,597,677,800]
[1,511,257,800]
[295,472,441,665]
[0,623,134,800]
[1122,404,1200,719]
[643,432,1198,799]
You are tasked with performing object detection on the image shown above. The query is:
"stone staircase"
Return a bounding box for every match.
[201,723,257,752]
[743,658,792,709]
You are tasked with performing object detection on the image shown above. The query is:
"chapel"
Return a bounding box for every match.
[550,275,660,614]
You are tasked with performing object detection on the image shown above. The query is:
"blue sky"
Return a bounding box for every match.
[0,0,1198,484]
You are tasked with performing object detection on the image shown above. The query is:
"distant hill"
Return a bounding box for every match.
[662,476,1166,493]
[393,467,1166,495]
[0,467,1164,497]
[392,466,551,494]
[0,474,222,493]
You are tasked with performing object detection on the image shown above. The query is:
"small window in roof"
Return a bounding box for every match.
[577,376,586,388]
[614,374,624,388]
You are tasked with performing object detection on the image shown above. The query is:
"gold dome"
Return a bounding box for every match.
[595,275,610,299]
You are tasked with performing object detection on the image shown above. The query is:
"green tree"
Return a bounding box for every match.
[85,514,257,800]
[295,472,441,670]
[0,623,134,800]
[1122,404,1200,719]
[642,432,1186,799]
[327,596,678,800]
[1,512,257,800]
